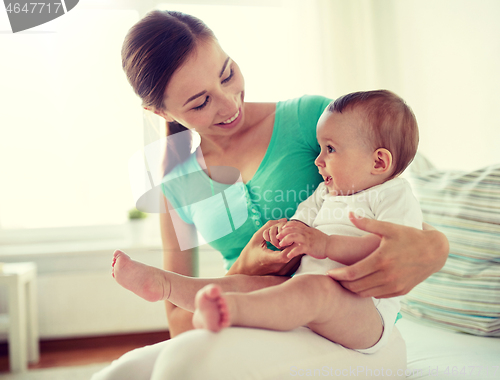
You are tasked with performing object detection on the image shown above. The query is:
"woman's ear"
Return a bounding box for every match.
[371,148,393,175]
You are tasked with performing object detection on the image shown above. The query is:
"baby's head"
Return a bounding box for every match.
[315,90,418,195]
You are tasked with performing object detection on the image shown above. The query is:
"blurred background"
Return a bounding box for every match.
[2,0,499,230]
[0,0,499,356]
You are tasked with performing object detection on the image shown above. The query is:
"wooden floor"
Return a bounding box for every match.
[0,330,170,373]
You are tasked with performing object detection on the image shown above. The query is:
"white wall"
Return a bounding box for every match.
[392,0,500,171]
[317,0,500,171]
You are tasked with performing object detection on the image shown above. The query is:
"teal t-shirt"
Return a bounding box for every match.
[161,95,332,270]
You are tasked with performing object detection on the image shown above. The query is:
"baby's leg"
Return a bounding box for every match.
[193,275,382,350]
[112,250,288,312]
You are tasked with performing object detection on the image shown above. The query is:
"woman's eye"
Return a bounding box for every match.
[327,145,335,153]
[193,96,209,111]
[221,68,234,84]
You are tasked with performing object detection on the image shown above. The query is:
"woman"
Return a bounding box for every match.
[93,10,448,379]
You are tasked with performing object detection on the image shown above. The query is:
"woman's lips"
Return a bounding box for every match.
[216,108,242,129]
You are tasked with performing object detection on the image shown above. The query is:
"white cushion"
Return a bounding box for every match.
[402,154,500,336]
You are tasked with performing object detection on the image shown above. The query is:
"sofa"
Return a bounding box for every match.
[398,153,500,379]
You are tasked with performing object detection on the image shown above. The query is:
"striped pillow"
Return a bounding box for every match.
[401,154,500,336]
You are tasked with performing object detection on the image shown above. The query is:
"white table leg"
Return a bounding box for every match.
[27,276,39,363]
[8,277,27,372]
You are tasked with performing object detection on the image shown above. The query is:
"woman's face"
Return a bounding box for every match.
[159,38,245,137]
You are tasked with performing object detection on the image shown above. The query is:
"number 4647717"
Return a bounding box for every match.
[6,3,63,14]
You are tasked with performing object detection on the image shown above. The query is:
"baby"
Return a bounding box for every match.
[112,90,422,353]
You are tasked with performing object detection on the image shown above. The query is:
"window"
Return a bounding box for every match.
[0,7,142,230]
[0,1,324,241]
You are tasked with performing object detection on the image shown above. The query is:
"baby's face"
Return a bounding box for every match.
[314,110,377,195]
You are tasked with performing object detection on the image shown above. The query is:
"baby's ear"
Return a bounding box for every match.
[371,148,393,175]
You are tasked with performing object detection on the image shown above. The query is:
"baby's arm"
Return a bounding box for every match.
[277,215,381,265]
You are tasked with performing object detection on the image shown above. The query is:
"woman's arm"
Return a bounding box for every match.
[327,217,449,298]
[160,195,198,337]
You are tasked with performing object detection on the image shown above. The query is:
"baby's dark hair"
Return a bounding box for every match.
[328,90,419,178]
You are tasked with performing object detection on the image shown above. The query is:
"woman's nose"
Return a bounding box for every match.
[217,91,238,117]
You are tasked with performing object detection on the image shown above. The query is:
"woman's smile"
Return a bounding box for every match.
[216,107,242,129]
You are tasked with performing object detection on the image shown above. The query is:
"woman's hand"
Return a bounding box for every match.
[327,214,449,298]
[262,218,288,248]
[226,219,297,276]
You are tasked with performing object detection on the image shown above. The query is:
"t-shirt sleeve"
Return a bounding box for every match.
[373,180,423,230]
[297,95,332,152]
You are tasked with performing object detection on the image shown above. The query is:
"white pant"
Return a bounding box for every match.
[91,326,407,380]
[295,256,402,355]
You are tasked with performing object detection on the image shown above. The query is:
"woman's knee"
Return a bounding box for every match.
[150,330,217,380]
[91,341,168,380]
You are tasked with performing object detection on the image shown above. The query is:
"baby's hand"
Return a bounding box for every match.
[262,218,288,248]
[277,221,328,260]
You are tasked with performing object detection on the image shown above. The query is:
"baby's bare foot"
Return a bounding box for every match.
[192,284,231,332]
[112,250,170,302]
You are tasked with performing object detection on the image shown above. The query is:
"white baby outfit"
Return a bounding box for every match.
[292,177,423,354]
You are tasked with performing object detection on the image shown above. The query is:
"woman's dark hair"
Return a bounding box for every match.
[121,10,215,173]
